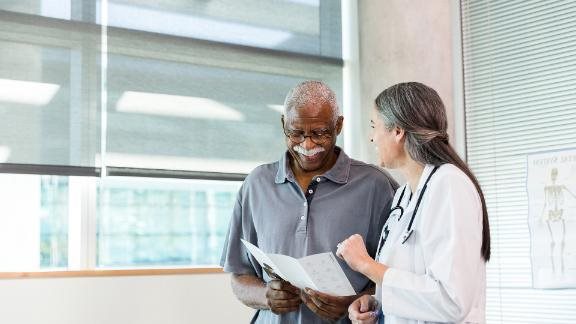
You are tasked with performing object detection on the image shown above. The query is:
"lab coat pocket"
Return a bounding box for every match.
[391,234,416,272]
[413,232,426,275]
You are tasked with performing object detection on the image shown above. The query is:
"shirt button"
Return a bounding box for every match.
[303,202,307,206]
[316,177,321,182]
[300,216,305,220]
[308,189,313,194]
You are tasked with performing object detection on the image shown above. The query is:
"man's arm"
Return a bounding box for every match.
[232,274,302,314]
[231,274,268,309]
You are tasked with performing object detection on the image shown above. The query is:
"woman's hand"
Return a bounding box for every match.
[348,295,380,324]
[336,234,388,284]
[336,234,374,274]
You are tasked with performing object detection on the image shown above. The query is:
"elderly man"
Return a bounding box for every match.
[220,80,397,323]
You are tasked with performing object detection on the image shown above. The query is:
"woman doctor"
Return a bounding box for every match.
[336,82,490,324]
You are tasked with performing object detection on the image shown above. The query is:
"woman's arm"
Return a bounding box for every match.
[378,170,484,322]
[337,168,485,323]
[336,234,388,285]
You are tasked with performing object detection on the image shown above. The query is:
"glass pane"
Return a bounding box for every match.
[0,38,100,167]
[0,0,72,20]
[106,0,342,57]
[96,177,241,267]
[0,174,69,270]
[0,1,341,57]
[106,53,342,173]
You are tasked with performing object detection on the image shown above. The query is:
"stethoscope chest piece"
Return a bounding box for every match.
[390,205,404,221]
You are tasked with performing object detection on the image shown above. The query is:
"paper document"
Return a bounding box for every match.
[241,239,356,296]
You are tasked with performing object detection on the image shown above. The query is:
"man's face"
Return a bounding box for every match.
[283,102,342,174]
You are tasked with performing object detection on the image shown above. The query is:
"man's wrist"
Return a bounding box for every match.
[260,281,271,309]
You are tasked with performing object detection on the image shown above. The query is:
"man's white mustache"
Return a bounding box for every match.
[293,145,325,156]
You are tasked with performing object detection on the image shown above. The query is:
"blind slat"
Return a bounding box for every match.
[462,1,576,323]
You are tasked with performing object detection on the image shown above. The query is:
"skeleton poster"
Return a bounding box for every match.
[527,149,576,288]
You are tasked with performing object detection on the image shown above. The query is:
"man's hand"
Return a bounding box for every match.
[266,279,302,314]
[301,288,356,322]
[348,295,379,324]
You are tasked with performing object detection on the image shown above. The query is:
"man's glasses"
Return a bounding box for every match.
[283,127,334,144]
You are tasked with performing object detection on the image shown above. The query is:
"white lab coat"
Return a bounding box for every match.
[376,164,486,324]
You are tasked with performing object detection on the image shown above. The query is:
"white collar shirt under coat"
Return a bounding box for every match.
[375,164,486,324]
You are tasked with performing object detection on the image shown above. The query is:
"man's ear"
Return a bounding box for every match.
[335,116,344,135]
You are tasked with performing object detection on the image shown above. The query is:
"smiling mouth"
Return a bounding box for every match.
[301,152,322,162]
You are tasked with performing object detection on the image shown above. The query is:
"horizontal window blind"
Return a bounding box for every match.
[0,14,101,168]
[0,0,343,176]
[461,0,576,323]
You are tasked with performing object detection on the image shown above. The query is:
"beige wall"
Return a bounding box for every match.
[357,0,458,164]
[0,273,254,324]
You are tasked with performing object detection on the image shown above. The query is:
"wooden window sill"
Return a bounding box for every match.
[0,267,224,279]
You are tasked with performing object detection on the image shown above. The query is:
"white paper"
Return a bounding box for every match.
[241,239,356,296]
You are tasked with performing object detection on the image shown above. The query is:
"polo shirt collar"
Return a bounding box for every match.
[274,146,351,184]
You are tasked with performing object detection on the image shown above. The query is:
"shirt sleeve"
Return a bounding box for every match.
[219,182,262,277]
[379,168,485,322]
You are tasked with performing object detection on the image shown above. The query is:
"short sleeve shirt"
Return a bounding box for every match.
[220,147,398,324]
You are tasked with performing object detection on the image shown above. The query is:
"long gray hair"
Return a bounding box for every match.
[375,82,490,261]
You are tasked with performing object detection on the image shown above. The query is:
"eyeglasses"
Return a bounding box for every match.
[283,127,334,144]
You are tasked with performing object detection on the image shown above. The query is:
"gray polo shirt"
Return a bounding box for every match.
[221,147,398,324]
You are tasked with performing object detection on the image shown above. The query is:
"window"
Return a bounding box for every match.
[0,0,343,271]
[96,177,240,267]
[0,174,70,271]
[461,0,576,322]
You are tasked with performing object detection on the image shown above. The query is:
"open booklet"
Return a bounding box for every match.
[241,239,356,296]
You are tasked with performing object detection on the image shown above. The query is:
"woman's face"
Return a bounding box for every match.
[370,107,404,169]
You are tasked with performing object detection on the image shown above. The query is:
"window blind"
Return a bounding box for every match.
[461,0,576,323]
[0,0,343,176]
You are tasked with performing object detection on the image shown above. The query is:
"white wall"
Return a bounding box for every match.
[0,273,254,324]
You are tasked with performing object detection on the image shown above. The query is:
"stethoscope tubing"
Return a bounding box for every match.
[375,165,441,259]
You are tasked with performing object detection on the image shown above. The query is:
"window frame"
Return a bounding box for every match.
[0,1,348,276]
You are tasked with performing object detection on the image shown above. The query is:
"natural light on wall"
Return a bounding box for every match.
[0,146,10,162]
[0,79,60,106]
[116,91,245,121]
[0,174,42,271]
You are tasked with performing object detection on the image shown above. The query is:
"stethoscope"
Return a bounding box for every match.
[375,165,440,259]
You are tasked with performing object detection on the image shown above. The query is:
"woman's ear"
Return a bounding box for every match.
[394,126,405,144]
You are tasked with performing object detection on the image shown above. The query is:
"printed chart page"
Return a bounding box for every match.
[267,253,317,291]
[241,239,355,296]
[298,253,356,296]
